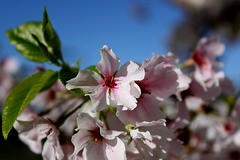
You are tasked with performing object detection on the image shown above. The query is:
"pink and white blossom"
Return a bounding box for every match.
[66,45,145,112]
[70,113,126,160]
[14,108,64,160]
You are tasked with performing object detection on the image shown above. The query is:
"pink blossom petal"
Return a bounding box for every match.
[135,137,170,160]
[111,84,137,110]
[16,107,38,121]
[167,140,184,157]
[70,130,92,160]
[76,113,103,130]
[130,129,152,141]
[116,61,145,83]
[168,102,190,131]
[103,138,127,160]
[83,143,106,160]
[106,111,126,131]
[185,96,204,111]
[117,95,165,125]
[163,52,179,67]
[174,68,191,93]
[130,82,141,99]
[142,65,178,99]
[42,138,64,160]
[89,86,109,112]
[198,36,225,58]
[100,126,123,140]
[142,53,165,78]
[189,75,221,100]
[136,120,173,139]
[18,133,43,154]
[66,69,103,92]
[134,139,156,160]
[96,45,120,77]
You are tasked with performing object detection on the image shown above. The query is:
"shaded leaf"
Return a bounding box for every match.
[32,34,60,65]
[59,67,78,86]
[43,7,62,60]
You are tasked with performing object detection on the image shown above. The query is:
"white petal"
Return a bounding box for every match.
[66,69,103,92]
[130,129,152,141]
[96,45,120,77]
[143,65,178,99]
[100,126,123,140]
[76,113,103,130]
[117,61,145,83]
[116,95,165,125]
[83,143,106,160]
[111,84,137,110]
[42,138,64,160]
[130,82,141,98]
[70,130,92,160]
[89,86,110,112]
[104,138,127,160]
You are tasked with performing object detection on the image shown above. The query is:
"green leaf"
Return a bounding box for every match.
[86,65,100,75]
[32,34,60,66]
[42,7,62,60]
[40,71,58,92]
[6,22,48,63]
[59,67,83,94]
[76,57,82,69]
[59,67,78,86]
[2,70,56,140]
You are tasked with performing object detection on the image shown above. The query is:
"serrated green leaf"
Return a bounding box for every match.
[6,22,49,63]
[43,7,62,60]
[2,70,56,140]
[59,67,78,86]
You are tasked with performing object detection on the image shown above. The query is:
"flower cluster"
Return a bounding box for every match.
[2,35,239,160]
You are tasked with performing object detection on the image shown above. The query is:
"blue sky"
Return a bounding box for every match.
[1,0,240,87]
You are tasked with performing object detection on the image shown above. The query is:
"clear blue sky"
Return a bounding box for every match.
[1,0,239,87]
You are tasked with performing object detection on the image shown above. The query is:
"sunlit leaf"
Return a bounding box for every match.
[6,22,48,62]
[2,70,56,140]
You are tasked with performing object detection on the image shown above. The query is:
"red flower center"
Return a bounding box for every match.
[91,128,103,144]
[104,76,117,89]
[192,50,208,67]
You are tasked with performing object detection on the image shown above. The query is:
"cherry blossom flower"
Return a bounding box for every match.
[14,108,64,160]
[187,36,234,100]
[138,53,178,99]
[66,45,145,112]
[117,53,179,124]
[192,36,225,77]
[70,113,126,160]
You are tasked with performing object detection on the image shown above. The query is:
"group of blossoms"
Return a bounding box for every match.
[6,36,240,160]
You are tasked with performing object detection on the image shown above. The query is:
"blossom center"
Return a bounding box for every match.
[91,128,103,144]
[192,50,208,67]
[104,76,117,89]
